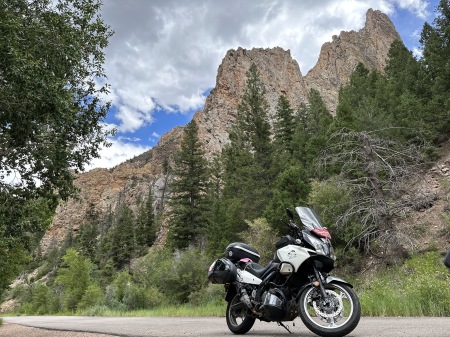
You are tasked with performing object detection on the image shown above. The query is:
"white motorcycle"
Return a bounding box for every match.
[208,207,361,337]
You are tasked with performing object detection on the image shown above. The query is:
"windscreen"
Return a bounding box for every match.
[295,206,325,230]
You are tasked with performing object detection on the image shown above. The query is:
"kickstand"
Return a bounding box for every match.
[277,321,292,334]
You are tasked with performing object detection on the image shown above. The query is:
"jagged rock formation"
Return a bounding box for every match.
[39,9,402,253]
[305,9,401,113]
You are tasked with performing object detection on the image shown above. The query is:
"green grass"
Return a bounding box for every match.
[0,317,3,327]
[79,302,227,317]
[357,252,450,316]
[7,252,450,318]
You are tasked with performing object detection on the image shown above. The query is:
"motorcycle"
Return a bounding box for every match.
[208,206,361,337]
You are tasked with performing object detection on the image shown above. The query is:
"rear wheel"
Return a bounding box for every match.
[298,283,361,337]
[226,294,256,334]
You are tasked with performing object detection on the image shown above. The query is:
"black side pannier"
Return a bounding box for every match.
[208,258,237,284]
[444,248,450,269]
[225,242,260,263]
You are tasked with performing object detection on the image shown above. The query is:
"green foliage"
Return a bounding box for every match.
[0,240,29,297]
[265,165,311,232]
[135,186,157,252]
[0,0,112,298]
[239,218,277,266]
[220,63,275,237]
[293,89,334,174]
[274,94,295,157]
[0,0,113,202]
[109,203,135,269]
[77,284,105,311]
[169,120,209,249]
[56,248,94,311]
[188,284,225,306]
[307,178,359,247]
[420,0,450,141]
[204,155,234,257]
[360,252,450,316]
[132,247,210,304]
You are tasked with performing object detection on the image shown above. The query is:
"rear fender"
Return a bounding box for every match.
[225,284,237,302]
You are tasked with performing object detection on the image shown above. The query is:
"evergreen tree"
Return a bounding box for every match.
[77,204,100,261]
[274,95,295,153]
[205,155,230,257]
[168,120,209,249]
[221,63,275,228]
[135,186,157,252]
[292,89,334,176]
[420,0,450,141]
[273,95,296,167]
[237,63,273,169]
[110,203,135,269]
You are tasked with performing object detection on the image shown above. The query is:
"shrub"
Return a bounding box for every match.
[360,252,450,316]
[188,284,225,306]
[77,284,105,311]
[239,218,277,265]
[132,247,210,304]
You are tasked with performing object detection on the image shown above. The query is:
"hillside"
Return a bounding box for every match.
[39,9,402,253]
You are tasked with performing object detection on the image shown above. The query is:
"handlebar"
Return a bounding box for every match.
[280,219,301,237]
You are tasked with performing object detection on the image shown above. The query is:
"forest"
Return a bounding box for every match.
[1,0,450,315]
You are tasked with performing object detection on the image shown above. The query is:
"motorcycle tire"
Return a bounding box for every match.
[226,294,256,334]
[298,282,361,337]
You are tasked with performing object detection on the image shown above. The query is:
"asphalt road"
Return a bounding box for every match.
[2,316,450,337]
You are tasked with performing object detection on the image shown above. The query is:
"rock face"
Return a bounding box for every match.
[39,9,401,253]
[305,9,401,113]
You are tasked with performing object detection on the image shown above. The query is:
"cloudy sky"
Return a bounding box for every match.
[87,0,440,170]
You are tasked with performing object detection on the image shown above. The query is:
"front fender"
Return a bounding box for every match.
[325,275,353,288]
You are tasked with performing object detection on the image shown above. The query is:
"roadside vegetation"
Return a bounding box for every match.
[2,0,450,319]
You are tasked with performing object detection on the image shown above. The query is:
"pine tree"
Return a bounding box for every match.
[274,94,295,157]
[420,0,450,141]
[205,155,231,257]
[168,120,209,249]
[135,186,156,252]
[109,203,135,269]
[292,89,333,176]
[221,63,274,225]
[237,63,273,169]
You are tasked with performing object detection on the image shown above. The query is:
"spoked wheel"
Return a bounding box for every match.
[226,294,256,334]
[299,283,361,337]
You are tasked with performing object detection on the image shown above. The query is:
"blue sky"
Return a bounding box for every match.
[87,0,441,170]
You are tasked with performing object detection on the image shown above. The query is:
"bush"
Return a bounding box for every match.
[188,284,225,306]
[132,247,210,304]
[359,252,450,316]
[123,285,163,310]
[239,218,277,266]
[77,284,105,311]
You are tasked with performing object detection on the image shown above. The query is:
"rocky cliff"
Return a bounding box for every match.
[39,9,401,253]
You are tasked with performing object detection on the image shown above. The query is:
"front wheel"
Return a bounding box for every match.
[226,294,256,334]
[298,283,361,337]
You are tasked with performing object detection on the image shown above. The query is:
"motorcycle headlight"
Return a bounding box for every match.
[304,233,335,259]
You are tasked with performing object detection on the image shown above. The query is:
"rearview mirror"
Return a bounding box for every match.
[286,208,294,220]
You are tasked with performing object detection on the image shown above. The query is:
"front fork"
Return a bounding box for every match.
[313,266,328,300]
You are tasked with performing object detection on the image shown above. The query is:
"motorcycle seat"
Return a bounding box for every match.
[244,260,279,279]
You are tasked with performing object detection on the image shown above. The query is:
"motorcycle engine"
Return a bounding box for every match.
[261,288,287,321]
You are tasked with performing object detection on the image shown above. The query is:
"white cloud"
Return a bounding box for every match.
[101,1,431,124]
[86,139,151,170]
[95,0,433,169]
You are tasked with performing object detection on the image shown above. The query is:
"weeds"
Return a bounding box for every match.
[358,252,450,316]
